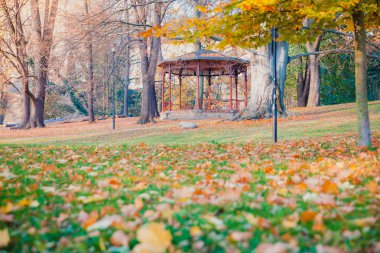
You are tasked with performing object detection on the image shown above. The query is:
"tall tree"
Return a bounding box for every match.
[131,0,162,124]
[30,0,59,127]
[0,0,35,128]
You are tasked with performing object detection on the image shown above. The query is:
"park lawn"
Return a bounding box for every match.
[0,101,379,146]
[0,102,379,252]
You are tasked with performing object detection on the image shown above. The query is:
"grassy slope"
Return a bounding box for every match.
[0,101,379,146]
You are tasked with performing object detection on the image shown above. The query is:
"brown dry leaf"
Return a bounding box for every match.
[110,230,129,247]
[256,242,295,253]
[134,197,144,211]
[57,213,69,226]
[282,212,299,229]
[229,231,252,242]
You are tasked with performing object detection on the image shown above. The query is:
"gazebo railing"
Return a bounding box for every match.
[163,98,246,112]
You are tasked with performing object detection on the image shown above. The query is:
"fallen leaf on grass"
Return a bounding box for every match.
[110,230,129,247]
[256,242,296,253]
[282,212,299,229]
[365,181,378,194]
[0,229,10,248]
[134,222,172,253]
[77,194,105,204]
[301,210,318,223]
[352,217,377,227]
[321,180,339,195]
[313,213,326,232]
[190,226,202,237]
[86,215,122,231]
[229,231,252,242]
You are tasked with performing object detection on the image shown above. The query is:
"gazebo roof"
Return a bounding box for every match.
[158,49,250,66]
[158,49,249,76]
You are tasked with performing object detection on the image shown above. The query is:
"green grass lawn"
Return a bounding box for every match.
[0,102,379,252]
[1,101,379,146]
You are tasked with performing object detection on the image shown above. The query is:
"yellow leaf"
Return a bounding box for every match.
[135,222,172,253]
[0,229,10,248]
[196,5,207,13]
[77,194,105,204]
[0,203,13,214]
[190,226,202,237]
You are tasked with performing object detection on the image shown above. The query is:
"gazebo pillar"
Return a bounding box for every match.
[179,72,182,110]
[161,71,166,112]
[169,64,172,111]
[229,67,233,111]
[207,71,212,110]
[196,61,201,110]
[235,72,238,111]
[244,71,248,108]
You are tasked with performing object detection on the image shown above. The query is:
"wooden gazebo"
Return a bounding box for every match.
[158,49,250,114]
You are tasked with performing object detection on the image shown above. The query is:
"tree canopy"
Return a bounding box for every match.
[164,0,379,48]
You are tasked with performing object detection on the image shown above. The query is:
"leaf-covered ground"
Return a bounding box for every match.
[0,133,379,252]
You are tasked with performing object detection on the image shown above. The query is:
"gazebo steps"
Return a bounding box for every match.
[160,110,237,120]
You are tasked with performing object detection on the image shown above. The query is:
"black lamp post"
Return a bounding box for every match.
[271,27,278,143]
[111,47,116,130]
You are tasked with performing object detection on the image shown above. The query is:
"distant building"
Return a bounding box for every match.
[3,81,22,125]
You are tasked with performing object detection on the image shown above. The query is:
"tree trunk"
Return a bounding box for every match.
[86,40,95,123]
[353,9,371,146]
[123,34,131,116]
[239,42,288,119]
[30,0,59,128]
[306,55,320,107]
[137,3,161,124]
[294,33,322,108]
[21,78,31,128]
[84,0,95,123]
[32,56,48,128]
[302,19,322,107]
[137,35,160,124]
[297,57,310,107]
[239,45,274,119]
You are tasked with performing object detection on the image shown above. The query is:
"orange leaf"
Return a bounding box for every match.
[321,180,339,195]
[82,212,99,229]
[365,181,378,194]
[301,210,317,223]
[312,213,326,232]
